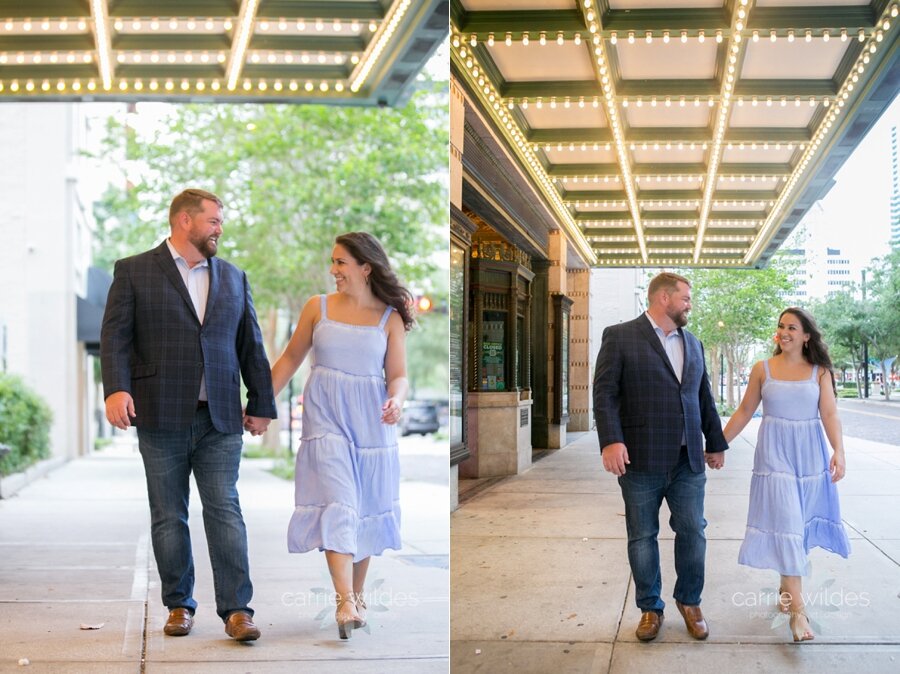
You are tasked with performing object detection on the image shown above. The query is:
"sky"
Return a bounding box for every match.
[807,92,899,267]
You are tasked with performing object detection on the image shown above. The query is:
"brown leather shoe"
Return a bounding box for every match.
[225,610,260,641]
[635,611,663,641]
[676,601,709,640]
[163,608,194,636]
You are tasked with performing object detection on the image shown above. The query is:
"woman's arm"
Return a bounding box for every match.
[722,360,764,443]
[818,368,846,482]
[381,311,409,425]
[270,296,318,398]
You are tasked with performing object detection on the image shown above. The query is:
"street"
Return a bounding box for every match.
[837,399,900,446]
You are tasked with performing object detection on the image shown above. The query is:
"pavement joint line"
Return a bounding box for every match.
[842,520,900,568]
[606,571,631,671]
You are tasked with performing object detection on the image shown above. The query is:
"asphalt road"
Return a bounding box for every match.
[837,398,900,446]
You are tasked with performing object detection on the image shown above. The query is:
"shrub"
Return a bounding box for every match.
[0,373,53,476]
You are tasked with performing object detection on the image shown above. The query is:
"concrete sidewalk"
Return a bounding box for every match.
[451,424,900,673]
[0,439,449,672]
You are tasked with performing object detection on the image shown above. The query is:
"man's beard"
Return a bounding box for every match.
[668,307,689,327]
[190,233,218,259]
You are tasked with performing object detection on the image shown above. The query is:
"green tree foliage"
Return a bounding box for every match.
[91,80,450,445]
[94,82,448,316]
[811,250,900,399]
[407,265,449,398]
[863,249,900,399]
[809,290,868,393]
[0,373,53,476]
[683,264,793,406]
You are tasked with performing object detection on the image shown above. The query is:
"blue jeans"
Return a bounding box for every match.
[137,407,252,621]
[617,448,707,613]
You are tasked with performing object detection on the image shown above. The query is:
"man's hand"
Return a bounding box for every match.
[602,442,630,476]
[242,414,271,436]
[105,391,136,430]
[705,451,725,469]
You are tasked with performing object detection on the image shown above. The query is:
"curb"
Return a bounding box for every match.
[0,456,67,499]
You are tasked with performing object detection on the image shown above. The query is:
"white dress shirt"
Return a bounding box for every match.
[166,238,210,402]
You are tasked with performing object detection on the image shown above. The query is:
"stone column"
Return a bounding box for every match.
[567,268,591,431]
[450,77,465,211]
[546,231,567,448]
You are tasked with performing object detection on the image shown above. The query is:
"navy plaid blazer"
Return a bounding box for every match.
[100,241,277,433]
[592,313,727,473]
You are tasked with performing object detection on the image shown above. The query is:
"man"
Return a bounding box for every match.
[101,188,276,641]
[592,272,727,643]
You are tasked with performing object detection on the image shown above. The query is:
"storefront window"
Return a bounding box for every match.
[449,242,465,446]
[481,310,506,390]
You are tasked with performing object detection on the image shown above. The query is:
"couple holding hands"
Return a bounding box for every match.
[101,188,412,641]
[593,272,850,644]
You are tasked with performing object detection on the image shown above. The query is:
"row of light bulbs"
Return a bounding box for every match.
[0,78,347,94]
[569,199,773,207]
[561,175,787,183]
[74,51,357,66]
[588,235,754,243]
[577,0,648,259]
[745,1,896,262]
[510,96,831,109]
[0,17,378,34]
[0,52,93,64]
[594,258,745,266]
[545,141,804,152]
[458,16,897,50]
[582,219,763,227]
[592,247,744,256]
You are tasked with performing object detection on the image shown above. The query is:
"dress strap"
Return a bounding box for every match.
[762,359,771,380]
[811,364,819,381]
[320,294,328,319]
[378,304,394,329]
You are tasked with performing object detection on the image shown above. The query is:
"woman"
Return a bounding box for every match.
[267,232,413,639]
[721,307,850,643]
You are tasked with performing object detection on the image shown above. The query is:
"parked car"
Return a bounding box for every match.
[399,400,440,436]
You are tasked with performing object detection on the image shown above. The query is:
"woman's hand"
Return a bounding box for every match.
[830,451,846,483]
[381,397,402,425]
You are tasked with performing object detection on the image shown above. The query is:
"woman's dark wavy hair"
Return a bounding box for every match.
[335,232,415,331]
[772,307,837,396]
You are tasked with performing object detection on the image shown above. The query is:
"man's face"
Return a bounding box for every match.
[664,281,692,327]
[186,199,223,259]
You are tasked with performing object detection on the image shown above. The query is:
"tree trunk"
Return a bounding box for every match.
[882,363,892,401]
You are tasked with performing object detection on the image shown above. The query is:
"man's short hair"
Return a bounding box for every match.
[168,188,223,227]
[647,272,691,302]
